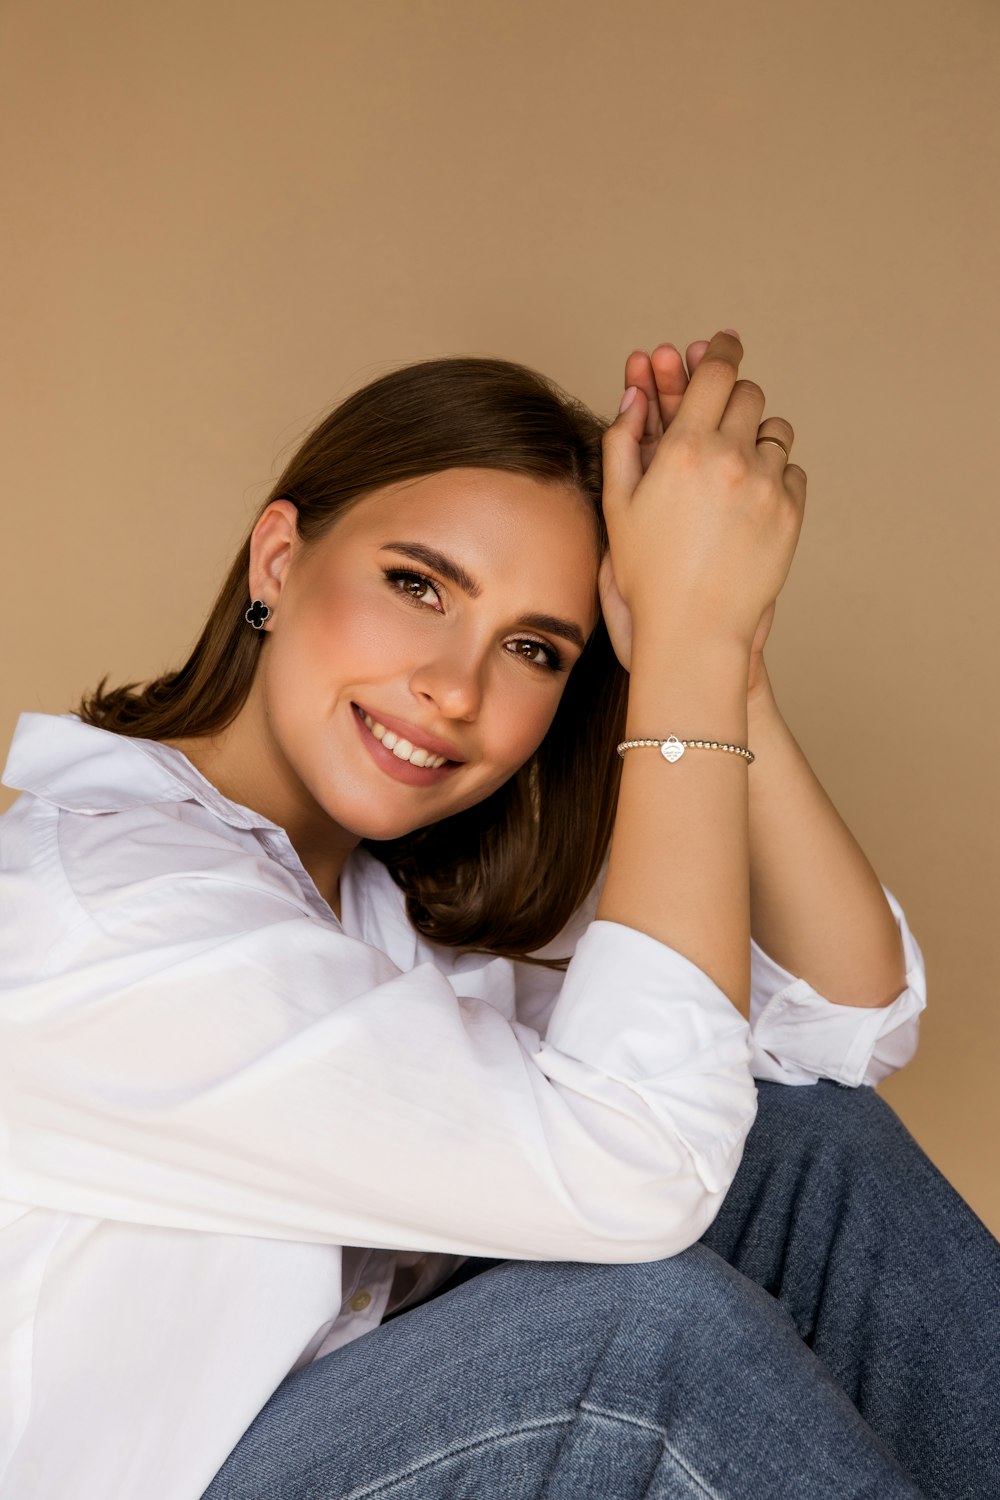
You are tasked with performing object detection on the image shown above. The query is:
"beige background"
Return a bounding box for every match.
[2,0,998,1233]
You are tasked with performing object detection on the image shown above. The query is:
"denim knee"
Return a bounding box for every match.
[755,1076,883,1134]
[488,1239,797,1347]
[752,1077,905,1171]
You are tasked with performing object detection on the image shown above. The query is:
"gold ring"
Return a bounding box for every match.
[755,435,790,460]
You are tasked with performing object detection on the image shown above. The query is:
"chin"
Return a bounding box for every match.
[318,792,449,845]
[351,784,507,846]
[308,761,502,845]
[352,812,433,843]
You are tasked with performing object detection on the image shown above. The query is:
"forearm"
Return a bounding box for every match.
[746,677,907,1009]
[596,629,753,1020]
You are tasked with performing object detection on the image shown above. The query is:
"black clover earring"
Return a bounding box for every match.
[245,599,272,630]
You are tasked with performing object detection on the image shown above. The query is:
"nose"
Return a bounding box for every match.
[409,644,484,722]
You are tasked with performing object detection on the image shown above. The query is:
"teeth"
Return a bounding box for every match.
[360,709,448,768]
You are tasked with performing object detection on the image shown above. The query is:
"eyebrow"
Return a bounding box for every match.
[378,540,589,652]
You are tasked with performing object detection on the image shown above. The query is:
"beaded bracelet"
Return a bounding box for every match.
[616,733,754,766]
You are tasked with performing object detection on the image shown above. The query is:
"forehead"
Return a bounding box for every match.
[327,466,600,608]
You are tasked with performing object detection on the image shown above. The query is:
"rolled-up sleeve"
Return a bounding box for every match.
[1,870,757,1267]
[536,920,756,1200]
[748,883,927,1087]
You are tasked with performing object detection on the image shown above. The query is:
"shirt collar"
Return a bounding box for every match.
[1,712,286,834]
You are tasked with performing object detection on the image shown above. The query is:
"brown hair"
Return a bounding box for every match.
[77,356,628,969]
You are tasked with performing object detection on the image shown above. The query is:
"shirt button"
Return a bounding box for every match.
[349,1289,372,1312]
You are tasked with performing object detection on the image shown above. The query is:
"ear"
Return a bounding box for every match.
[247,500,300,624]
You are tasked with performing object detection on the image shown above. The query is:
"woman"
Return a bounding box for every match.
[0,332,995,1500]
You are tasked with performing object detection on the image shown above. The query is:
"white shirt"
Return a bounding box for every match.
[0,712,927,1499]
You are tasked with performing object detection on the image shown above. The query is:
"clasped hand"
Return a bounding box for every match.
[598,336,796,703]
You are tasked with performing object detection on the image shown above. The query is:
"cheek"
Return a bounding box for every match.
[481,681,563,779]
[272,587,412,703]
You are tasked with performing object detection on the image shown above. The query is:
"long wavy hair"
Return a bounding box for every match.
[77,356,628,970]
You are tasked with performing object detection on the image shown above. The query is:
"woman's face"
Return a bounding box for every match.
[248,467,602,845]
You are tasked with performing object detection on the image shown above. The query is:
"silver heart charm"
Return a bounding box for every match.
[660,735,685,763]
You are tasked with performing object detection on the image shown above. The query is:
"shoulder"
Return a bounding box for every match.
[66,796,297,898]
[2,790,311,955]
[2,713,303,926]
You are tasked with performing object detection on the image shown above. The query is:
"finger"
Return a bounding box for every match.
[718,378,766,447]
[685,339,711,377]
[648,343,690,427]
[666,330,744,435]
[783,463,807,506]
[753,417,796,471]
[601,384,650,510]
[686,328,736,375]
[624,349,664,449]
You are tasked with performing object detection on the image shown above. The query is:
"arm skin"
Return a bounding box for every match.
[614,339,909,1013]
[746,661,908,1010]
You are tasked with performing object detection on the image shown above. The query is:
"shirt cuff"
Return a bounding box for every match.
[540,918,756,1192]
[749,883,927,1087]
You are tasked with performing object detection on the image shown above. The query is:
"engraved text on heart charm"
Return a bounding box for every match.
[660,735,685,763]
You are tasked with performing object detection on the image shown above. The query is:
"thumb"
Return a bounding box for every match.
[601,385,648,511]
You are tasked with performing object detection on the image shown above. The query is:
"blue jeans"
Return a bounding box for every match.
[202,1081,1000,1498]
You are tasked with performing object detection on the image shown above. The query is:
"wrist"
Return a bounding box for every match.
[629,622,752,677]
[746,683,790,759]
[747,666,781,722]
[626,635,750,746]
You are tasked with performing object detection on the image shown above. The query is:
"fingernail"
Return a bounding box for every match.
[724,327,741,339]
[618,386,638,413]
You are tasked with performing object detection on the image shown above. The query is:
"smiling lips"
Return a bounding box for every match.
[355,705,456,769]
[361,712,447,768]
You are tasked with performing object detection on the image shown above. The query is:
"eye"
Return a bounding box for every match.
[380,567,566,675]
[506,639,565,673]
[383,567,443,610]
